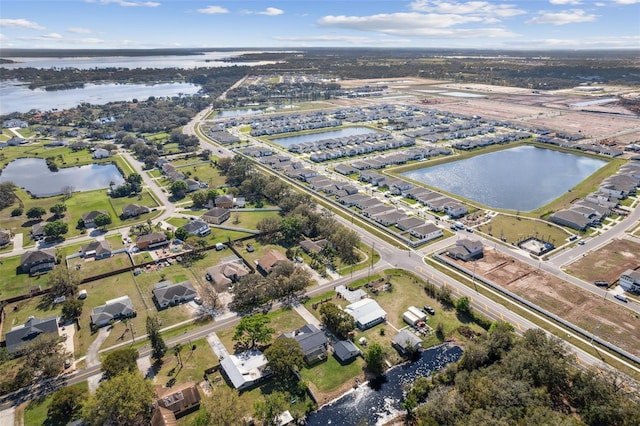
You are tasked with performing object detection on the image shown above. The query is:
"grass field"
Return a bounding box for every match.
[67,253,134,281]
[174,161,226,188]
[154,337,217,388]
[477,213,571,246]
[0,253,52,300]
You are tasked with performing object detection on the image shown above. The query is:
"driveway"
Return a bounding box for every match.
[0,407,14,426]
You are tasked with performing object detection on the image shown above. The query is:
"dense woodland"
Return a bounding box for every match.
[406,326,640,426]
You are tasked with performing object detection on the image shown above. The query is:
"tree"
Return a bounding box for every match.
[330,228,361,265]
[254,391,289,426]
[47,385,85,425]
[170,179,188,199]
[82,371,154,426]
[146,316,167,362]
[264,337,304,381]
[455,296,471,315]
[256,215,283,242]
[101,347,139,379]
[174,226,189,242]
[50,202,67,218]
[93,213,112,229]
[61,298,83,323]
[364,342,386,376]
[26,206,46,220]
[192,386,244,426]
[233,313,275,350]
[190,190,209,208]
[319,302,355,339]
[47,265,79,300]
[280,215,303,245]
[44,220,69,239]
[0,182,17,210]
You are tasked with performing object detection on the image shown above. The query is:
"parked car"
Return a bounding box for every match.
[615,294,628,303]
[423,305,435,315]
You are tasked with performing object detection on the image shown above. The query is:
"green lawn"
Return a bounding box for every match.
[23,382,88,426]
[175,161,226,188]
[67,253,134,281]
[226,210,280,231]
[0,254,51,299]
[477,213,571,246]
[300,355,364,393]
[154,337,217,388]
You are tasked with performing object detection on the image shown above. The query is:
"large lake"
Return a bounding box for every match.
[0,81,201,115]
[0,51,276,70]
[306,344,463,426]
[402,145,607,211]
[272,127,379,147]
[0,158,125,197]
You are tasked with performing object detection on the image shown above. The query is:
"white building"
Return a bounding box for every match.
[345,298,387,330]
[619,269,640,293]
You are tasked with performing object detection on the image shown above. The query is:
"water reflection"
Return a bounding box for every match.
[0,158,125,197]
[272,127,379,147]
[305,344,463,426]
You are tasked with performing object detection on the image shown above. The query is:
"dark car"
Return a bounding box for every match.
[423,305,435,315]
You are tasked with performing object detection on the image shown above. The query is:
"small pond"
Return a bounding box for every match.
[0,158,125,197]
[305,344,463,426]
[271,127,380,147]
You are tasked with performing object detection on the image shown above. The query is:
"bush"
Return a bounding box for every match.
[11,207,22,217]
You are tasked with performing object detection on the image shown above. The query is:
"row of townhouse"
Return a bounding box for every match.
[309,138,417,162]
[208,129,240,145]
[403,186,469,218]
[288,131,392,154]
[537,136,624,157]
[549,161,640,231]
[452,131,530,150]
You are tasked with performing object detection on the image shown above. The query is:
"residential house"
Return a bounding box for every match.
[549,210,590,231]
[5,316,59,354]
[220,349,271,390]
[205,257,250,286]
[362,205,394,218]
[0,229,11,246]
[122,204,150,218]
[201,207,230,225]
[345,298,387,330]
[3,119,28,128]
[215,195,234,209]
[443,202,468,219]
[136,232,169,250]
[92,148,110,159]
[31,222,46,240]
[334,164,357,175]
[153,280,198,309]
[396,217,424,231]
[392,329,422,355]
[80,240,112,260]
[374,211,406,227]
[81,210,108,228]
[332,340,361,363]
[282,324,328,365]
[410,223,443,241]
[619,269,640,293]
[91,296,136,328]
[180,220,210,237]
[257,249,288,274]
[447,239,484,261]
[20,249,55,275]
[299,239,329,255]
[153,382,201,425]
[185,179,200,193]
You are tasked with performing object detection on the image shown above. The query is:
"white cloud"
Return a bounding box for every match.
[0,18,45,30]
[197,5,229,14]
[594,2,606,5]
[526,9,597,25]
[67,27,92,34]
[318,12,518,38]
[273,34,408,44]
[41,32,63,40]
[613,0,640,4]
[257,7,284,16]
[91,0,160,7]
[550,0,581,4]
[516,35,640,49]
[410,1,525,18]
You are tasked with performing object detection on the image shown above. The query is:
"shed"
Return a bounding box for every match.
[392,329,422,354]
[345,298,387,330]
[332,340,361,363]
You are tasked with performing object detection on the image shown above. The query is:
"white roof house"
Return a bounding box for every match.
[345,298,387,330]
[220,349,270,390]
[619,269,640,293]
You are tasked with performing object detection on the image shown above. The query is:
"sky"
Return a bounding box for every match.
[0,0,639,50]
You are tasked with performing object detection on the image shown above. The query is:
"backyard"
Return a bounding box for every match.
[477,213,571,246]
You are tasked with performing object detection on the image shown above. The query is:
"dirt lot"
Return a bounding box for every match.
[453,247,640,356]
[565,238,640,286]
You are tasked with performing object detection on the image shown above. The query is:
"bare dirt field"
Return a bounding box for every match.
[564,238,640,285]
[453,247,640,355]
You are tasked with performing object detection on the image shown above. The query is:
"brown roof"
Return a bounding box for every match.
[155,381,201,416]
[257,249,287,273]
[151,407,177,426]
[137,232,167,244]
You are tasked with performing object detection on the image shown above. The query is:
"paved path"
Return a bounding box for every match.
[0,407,15,426]
[83,327,110,392]
[293,304,322,328]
